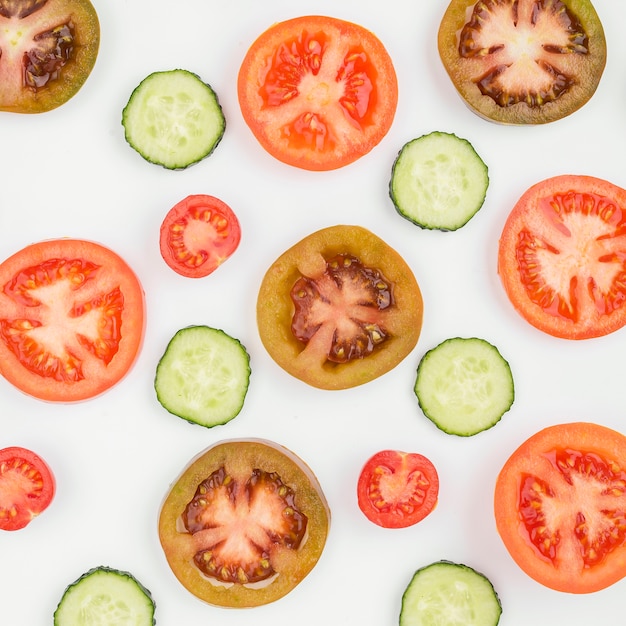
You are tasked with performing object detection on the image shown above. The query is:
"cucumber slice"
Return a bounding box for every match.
[122,69,225,170]
[400,561,502,626]
[54,566,155,626]
[390,131,488,231]
[155,325,251,428]
[414,337,514,436]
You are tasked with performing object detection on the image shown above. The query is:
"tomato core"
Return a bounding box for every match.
[183,466,308,584]
[257,30,378,150]
[519,447,626,568]
[291,254,393,363]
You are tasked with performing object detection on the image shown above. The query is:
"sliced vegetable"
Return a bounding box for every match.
[0,239,145,402]
[414,337,514,436]
[0,447,55,531]
[498,175,626,339]
[158,438,330,607]
[438,0,607,124]
[54,566,155,625]
[154,325,250,428]
[0,0,100,113]
[357,450,439,528]
[122,69,225,169]
[159,194,241,278]
[390,131,489,231]
[495,421,626,593]
[257,225,423,390]
[238,15,398,171]
[400,561,502,625]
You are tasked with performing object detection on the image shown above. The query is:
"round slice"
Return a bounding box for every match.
[238,15,398,171]
[160,194,241,278]
[54,566,155,625]
[0,447,55,531]
[257,225,423,390]
[0,0,100,113]
[495,422,626,593]
[400,561,502,625]
[357,450,439,529]
[158,438,330,607]
[0,239,145,402]
[414,337,514,436]
[438,0,607,124]
[122,69,225,169]
[499,175,626,339]
[154,325,250,428]
[390,131,489,231]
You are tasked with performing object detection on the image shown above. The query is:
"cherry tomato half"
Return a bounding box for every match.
[495,422,626,593]
[159,194,241,278]
[0,239,145,402]
[0,0,100,113]
[238,15,398,171]
[256,225,423,390]
[357,450,439,529]
[158,439,330,607]
[0,447,55,531]
[498,175,626,339]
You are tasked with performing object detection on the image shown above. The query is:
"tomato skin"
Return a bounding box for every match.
[256,225,423,390]
[495,422,626,593]
[498,175,626,339]
[158,439,330,608]
[0,0,100,113]
[159,195,241,278]
[0,239,145,402]
[357,450,439,529]
[0,447,55,531]
[438,0,606,125]
[238,15,398,171]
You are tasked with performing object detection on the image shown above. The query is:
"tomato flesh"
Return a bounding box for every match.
[0,447,55,531]
[357,450,439,529]
[0,239,145,401]
[183,466,308,584]
[498,175,626,339]
[257,225,423,390]
[0,0,100,113]
[159,194,241,278]
[238,15,398,170]
[495,422,626,593]
[158,439,330,608]
[291,254,393,363]
[438,0,607,124]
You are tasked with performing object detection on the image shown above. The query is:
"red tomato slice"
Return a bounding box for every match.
[159,194,241,278]
[498,175,626,339]
[495,422,626,593]
[357,450,439,529]
[237,15,398,171]
[0,239,145,402]
[0,447,55,531]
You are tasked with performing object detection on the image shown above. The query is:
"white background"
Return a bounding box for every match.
[1,1,625,624]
